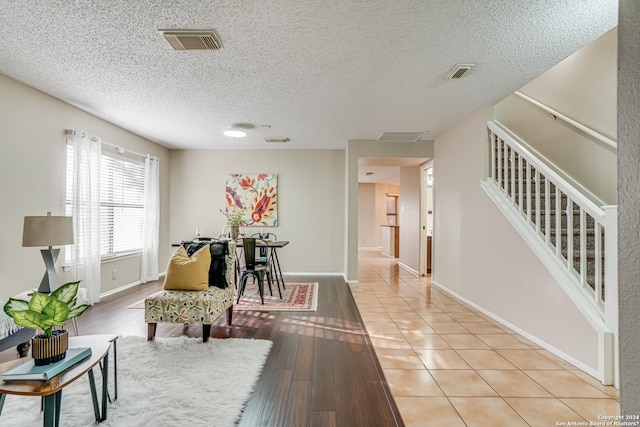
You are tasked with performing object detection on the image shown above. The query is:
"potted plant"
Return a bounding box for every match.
[220,206,245,239]
[3,281,90,365]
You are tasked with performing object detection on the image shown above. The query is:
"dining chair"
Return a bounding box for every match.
[250,232,277,265]
[251,233,287,298]
[249,232,286,293]
[236,237,274,304]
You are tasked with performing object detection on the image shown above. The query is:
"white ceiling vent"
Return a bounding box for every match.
[376,131,427,142]
[446,64,475,79]
[264,137,290,143]
[160,30,223,51]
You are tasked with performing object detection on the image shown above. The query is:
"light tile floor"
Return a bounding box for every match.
[351,249,620,427]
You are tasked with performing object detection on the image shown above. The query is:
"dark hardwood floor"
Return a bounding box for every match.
[30,275,403,426]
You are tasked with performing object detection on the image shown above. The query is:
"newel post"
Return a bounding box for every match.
[602,205,618,387]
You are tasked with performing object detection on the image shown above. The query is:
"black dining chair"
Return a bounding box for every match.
[236,237,273,304]
[250,232,277,265]
[250,232,285,292]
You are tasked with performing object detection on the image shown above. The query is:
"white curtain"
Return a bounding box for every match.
[141,154,160,283]
[69,130,102,304]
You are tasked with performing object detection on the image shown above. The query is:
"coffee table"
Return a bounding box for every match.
[0,334,117,427]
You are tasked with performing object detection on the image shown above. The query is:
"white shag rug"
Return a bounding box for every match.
[0,335,272,427]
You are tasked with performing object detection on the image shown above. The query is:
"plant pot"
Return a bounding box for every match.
[230,225,239,240]
[31,329,69,366]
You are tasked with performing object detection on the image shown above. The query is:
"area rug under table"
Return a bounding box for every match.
[235,282,318,312]
[0,335,272,427]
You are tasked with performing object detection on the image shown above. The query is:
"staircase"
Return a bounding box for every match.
[502,154,605,301]
[482,120,617,385]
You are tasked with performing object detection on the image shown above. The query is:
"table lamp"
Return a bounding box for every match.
[22,212,74,293]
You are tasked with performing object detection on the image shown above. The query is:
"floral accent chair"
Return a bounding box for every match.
[145,241,236,342]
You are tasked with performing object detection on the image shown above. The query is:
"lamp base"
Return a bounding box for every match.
[38,248,61,294]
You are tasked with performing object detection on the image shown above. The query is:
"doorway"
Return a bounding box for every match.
[420,163,433,275]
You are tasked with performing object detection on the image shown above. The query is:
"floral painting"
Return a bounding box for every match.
[225,173,278,226]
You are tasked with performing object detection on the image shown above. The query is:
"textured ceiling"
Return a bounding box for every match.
[0,1,617,150]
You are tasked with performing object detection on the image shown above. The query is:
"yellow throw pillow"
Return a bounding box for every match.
[163,245,211,291]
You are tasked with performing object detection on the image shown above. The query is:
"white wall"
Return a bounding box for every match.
[399,166,421,272]
[169,149,345,275]
[520,28,617,141]
[618,0,640,413]
[433,107,600,374]
[0,74,171,299]
[358,183,376,247]
[494,28,618,205]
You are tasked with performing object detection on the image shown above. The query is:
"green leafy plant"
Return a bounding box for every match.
[3,281,90,338]
[220,206,246,226]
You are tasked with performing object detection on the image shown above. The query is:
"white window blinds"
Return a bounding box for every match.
[66,144,146,258]
[100,152,145,256]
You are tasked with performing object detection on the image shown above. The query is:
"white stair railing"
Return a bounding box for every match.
[486,121,617,318]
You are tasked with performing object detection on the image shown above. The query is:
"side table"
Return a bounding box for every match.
[0,334,116,426]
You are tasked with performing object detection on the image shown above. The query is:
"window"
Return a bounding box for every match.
[66,144,146,259]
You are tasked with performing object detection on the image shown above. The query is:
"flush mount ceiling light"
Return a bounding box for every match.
[223,123,255,138]
[223,128,247,138]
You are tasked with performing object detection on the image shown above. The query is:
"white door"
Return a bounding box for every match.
[420,164,434,275]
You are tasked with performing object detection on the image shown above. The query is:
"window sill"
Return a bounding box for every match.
[101,251,142,263]
[62,251,142,271]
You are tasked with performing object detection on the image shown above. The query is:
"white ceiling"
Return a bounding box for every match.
[0,1,617,152]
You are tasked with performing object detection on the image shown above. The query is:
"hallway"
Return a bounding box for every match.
[352,249,620,426]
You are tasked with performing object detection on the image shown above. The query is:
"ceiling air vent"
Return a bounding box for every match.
[376,131,427,142]
[264,137,290,143]
[446,64,475,79]
[160,30,223,51]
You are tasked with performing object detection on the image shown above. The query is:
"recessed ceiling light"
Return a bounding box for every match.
[223,129,247,138]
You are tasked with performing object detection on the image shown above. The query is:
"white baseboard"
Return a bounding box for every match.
[399,262,419,276]
[100,280,143,299]
[284,272,345,277]
[431,279,602,381]
[99,271,166,300]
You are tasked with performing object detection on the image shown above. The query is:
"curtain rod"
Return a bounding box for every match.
[65,128,155,159]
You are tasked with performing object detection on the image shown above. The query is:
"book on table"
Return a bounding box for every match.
[2,347,92,381]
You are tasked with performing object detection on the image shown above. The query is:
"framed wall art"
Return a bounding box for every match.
[225,173,278,226]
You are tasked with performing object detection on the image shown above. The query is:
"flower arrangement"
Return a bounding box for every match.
[220,206,246,226]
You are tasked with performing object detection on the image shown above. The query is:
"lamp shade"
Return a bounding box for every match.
[22,216,74,247]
